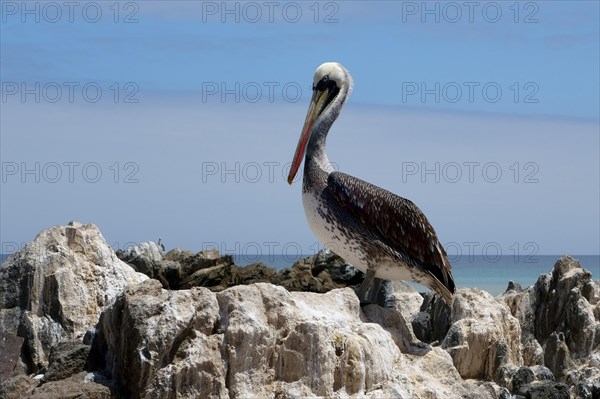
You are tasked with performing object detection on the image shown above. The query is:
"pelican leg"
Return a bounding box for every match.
[368,278,384,304]
[358,269,378,305]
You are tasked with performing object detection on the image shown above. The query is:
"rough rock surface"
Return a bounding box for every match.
[0,221,147,374]
[116,245,365,294]
[43,342,90,382]
[1,223,599,399]
[412,292,453,344]
[500,256,600,396]
[0,334,24,381]
[443,288,522,382]
[90,279,495,399]
[116,241,164,277]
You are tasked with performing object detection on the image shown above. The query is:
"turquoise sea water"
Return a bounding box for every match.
[2,253,598,297]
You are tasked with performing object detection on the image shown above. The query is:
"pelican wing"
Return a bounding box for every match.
[324,171,454,292]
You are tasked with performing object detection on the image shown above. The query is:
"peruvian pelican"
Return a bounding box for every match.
[288,62,455,305]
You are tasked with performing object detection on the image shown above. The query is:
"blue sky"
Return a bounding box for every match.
[1,1,599,260]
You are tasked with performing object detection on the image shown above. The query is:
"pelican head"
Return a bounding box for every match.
[287,62,353,184]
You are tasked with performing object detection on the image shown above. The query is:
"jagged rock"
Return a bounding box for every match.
[30,372,111,398]
[231,262,278,286]
[506,281,524,293]
[1,373,108,399]
[156,259,182,288]
[88,279,223,398]
[119,245,361,294]
[89,279,495,398]
[162,248,194,262]
[178,261,279,291]
[0,374,38,398]
[164,248,234,277]
[412,292,452,344]
[501,256,600,392]
[0,333,24,381]
[43,343,90,382]
[512,367,535,392]
[179,262,231,289]
[2,223,599,398]
[386,281,424,321]
[570,363,600,399]
[516,381,570,399]
[0,222,147,374]
[522,335,545,367]
[442,288,522,382]
[311,249,360,283]
[535,257,597,357]
[274,250,365,295]
[116,241,164,276]
[508,365,555,393]
[275,260,329,293]
[120,246,363,295]
[362,304,431,355]
[121,247,236,289]
[531,365,556,382]
[545,332,573,381]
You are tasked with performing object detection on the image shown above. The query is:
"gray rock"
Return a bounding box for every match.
[179,262,231,289]
[29,372,112,398]
[159,259,182,287]
[311,249,360,284]
[544,332,573,381]
[43,343,90,382]
[117,241,164,276]
[531,365,555,382]
[516,381,569,399]
[412,292,452,344]
[500,255,600,393]
[567,363,600,399]
[506,281,524,293]
[0,334,24,382]
[576,376,600,399]
[125,247,236,289]
[164,248,234,276]
[512,367,535,392]
[508,365,557,394]
[275,250,363,294]
[0,374,38,399]
[533,257,596,358]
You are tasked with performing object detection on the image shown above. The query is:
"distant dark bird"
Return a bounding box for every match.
[288,62,455,305]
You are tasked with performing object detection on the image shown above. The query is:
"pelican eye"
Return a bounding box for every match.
[315,75,336,92]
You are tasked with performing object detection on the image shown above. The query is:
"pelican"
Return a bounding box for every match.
[288,62,455,305]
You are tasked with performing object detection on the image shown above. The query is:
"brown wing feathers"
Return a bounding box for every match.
[325,171,455,293]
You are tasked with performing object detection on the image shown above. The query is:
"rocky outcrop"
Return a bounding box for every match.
[443,289,522,382]
[1,223,598,398]
[116,245,365,295]
[500,256,600,396]
[89,279,496,398]
[0,222,147,376]
[116,241,164,277]
[0,334,24,382]
[0,372,113,399]
[412,292,453,344]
